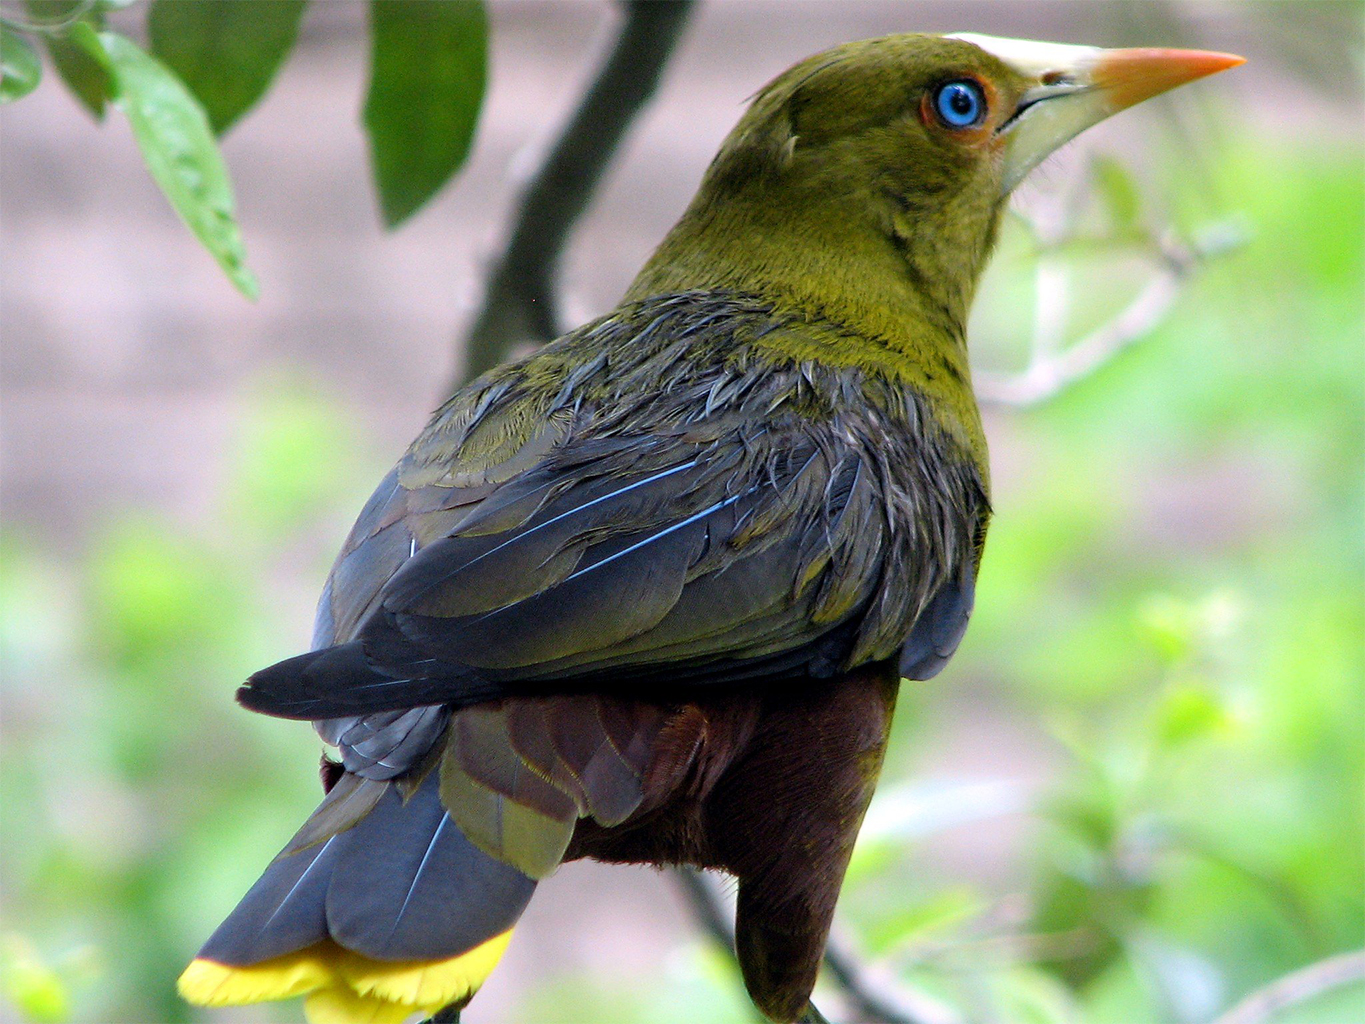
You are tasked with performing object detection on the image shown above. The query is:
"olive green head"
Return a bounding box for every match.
[704,34,1032,270]
[629,32,1242,342]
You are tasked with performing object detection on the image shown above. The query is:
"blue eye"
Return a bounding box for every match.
[933,80,986,128]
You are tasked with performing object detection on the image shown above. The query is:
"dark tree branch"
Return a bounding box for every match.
[457,0,695,386]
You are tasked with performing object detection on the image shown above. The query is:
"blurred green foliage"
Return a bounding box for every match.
[1,388,366,1023]
[1,48,1362,1024]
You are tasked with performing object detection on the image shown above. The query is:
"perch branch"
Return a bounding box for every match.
[1210,949,1365,1024]
[420,1003,462,1023]
[676,867,955,1024]
[457,0,695,385]
[822,930,964,1024]
[975,220,1247,408]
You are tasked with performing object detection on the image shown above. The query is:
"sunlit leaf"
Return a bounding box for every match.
[88,521,248,668]
[1153,683,1232,749]
[365,0,487,227]
[69,27,258,298]
[148,0,307,135]
[988,966,1080,1024]
[1136,593,1198,663]
[1,26,42,103]
[865,886,984,953]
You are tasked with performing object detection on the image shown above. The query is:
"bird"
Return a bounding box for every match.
[178,31,1242,1024]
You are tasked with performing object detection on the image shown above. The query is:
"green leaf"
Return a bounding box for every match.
[364,0,487,227]
[26,0,112,118]
[1,26,42,103]
[1136,593,1198,663]
[72,28,258,298]
[148,0,307,135]
[47,35,113,117]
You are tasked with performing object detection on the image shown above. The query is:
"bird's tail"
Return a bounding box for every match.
[178,766,536,1024]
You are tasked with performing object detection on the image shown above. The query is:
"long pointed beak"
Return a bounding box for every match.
[950,34,1245,194]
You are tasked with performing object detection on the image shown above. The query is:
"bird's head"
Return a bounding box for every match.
[630,32,1241,340]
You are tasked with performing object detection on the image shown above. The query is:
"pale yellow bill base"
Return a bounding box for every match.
[949,33,1245,193]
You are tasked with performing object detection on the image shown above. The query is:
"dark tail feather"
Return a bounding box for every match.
[237,640,502,720]
[197,768,535,965]
[181,769,537,1017]
[324,767,536,960]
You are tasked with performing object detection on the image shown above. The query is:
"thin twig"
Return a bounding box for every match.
[823,930,965,1024]
[975,220,1247,408]
[457,0,695,385]
[1210,949,1365,1024]
[676,865,736,944]
[675,868,952,1024]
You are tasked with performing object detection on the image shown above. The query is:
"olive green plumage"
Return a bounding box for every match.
[189,30,1177,1024]
[255,291,986,717]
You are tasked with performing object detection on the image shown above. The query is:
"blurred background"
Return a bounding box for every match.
[1,1,1361,1022]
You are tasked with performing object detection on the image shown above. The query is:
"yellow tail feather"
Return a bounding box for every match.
[178,930,514,1023]
[303,985,415,1024]
[177,948,332,1006]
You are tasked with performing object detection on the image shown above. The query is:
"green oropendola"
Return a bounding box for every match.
[179,32,1242,1024]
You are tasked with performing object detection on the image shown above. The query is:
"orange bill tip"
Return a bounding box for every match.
[1093,48,1246,112]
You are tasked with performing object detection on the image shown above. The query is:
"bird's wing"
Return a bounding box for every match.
[240,408,943,723]
[237,300,983,882]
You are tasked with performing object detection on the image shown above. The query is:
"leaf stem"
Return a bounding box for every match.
[675,868,954,1024]
[0,0,97,35]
